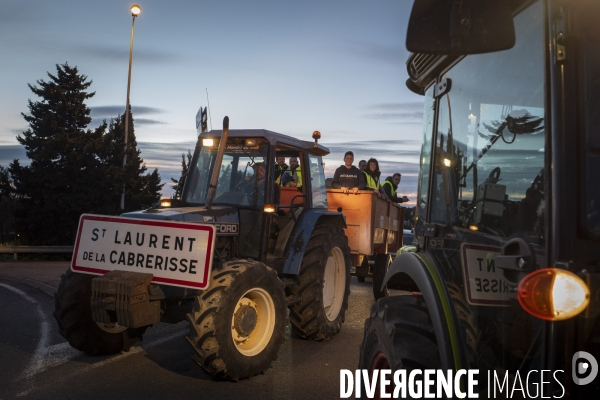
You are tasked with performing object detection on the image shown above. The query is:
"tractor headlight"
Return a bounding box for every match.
[160,199,172,208]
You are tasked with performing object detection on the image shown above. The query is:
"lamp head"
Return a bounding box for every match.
[130,4,141,17]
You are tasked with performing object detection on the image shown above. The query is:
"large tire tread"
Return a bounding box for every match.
[358,286,484,398]
[446,283,479,367]
[358,295,441,400]
[287,224,351,341]
[53,269,146,355]
[186,260,288,381]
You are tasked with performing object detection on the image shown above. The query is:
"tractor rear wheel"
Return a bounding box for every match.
[186,260,288,380]
[53,269,147,355]
[288,224,351,340]
[372,254,391,300]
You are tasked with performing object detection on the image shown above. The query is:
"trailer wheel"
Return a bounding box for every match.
[372,254,391,300]
[53,269,147,355]
[358,296,441,398]
[288,224,351,340]
[186,260,288,380]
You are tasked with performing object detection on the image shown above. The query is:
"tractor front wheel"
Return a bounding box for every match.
[186,260,288,380]
[53,269,147,355]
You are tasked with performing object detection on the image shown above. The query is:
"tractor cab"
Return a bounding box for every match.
[171,128,332,267]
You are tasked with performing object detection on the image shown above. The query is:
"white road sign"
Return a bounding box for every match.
[460,243,516,306]
[72,214,215,289]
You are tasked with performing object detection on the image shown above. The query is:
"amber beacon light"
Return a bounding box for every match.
[518,268,590,321]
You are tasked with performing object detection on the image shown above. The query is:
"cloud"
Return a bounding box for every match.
[326,140,421,152]
[362,102,425,121]
[72,44,180,64]
[0,139,422,199]
[3,38,179,66]
[0,145,27,167]
[90,105,166,118]
[363,112,423,120]
[366,102,424,111]
[90,106,167,125]
[342,40,409,67]
[0,3,33,25]
[135,119,167,126]
[133,140,422,197]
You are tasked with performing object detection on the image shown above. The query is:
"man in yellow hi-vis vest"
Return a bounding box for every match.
[382,173,409,203]
[281,157,302,188]
[274,156,288,186]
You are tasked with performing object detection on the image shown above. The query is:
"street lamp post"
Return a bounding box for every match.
[121,4,141,210]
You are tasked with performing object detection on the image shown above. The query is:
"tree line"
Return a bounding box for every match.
[0,63,163,246]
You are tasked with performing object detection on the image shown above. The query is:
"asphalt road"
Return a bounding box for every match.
[0,266,377,400]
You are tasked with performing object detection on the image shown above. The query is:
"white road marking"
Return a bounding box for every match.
[0,283,51,381]
[15,328,189,397]
[1,281,189,396]
[0,282,38,304]
[16,328,188,382]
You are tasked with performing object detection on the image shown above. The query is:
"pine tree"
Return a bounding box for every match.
[9,63,101,244]
[95,110,163,213]
[171,150,192,200]
[0,166,16,245]
[9,63,163,245]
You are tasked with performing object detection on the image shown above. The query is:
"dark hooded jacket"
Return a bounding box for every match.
[382,175,406,203]
[331,164,365,189]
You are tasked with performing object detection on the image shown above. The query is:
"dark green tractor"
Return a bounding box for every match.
[359,0,600,397]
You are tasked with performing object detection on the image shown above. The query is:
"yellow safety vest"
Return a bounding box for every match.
[382,180,396,197]
[363,172,380,190]
[283,168,302,187]
[293,169,302,187]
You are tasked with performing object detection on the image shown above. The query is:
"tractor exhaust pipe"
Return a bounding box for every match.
[205,116,229,209]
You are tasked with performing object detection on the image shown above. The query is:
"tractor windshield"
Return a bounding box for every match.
[428,2,545,242]
[584,4,600,236]
[182,137,270,207]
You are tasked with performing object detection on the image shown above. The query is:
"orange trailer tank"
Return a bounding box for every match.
[326,189,404,275]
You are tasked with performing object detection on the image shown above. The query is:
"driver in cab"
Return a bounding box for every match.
[240,163,280,205]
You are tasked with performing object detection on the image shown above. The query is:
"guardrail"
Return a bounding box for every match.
[0,246,73,260]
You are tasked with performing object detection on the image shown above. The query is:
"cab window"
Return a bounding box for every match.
[430,1,545,242]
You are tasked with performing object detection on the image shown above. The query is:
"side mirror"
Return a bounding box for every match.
[406,0,516,55]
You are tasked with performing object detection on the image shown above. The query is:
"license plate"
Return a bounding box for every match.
[460,243,516,306]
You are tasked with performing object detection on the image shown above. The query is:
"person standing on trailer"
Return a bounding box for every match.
[382,173,410,203]
[331,151,365,194]
[362,158,385,198]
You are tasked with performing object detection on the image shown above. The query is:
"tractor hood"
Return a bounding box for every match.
[121,206,240,235]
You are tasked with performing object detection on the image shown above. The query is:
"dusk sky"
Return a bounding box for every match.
[0,0,422,201]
